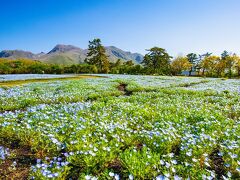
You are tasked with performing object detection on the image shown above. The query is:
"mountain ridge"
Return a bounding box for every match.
[0,45,144,65]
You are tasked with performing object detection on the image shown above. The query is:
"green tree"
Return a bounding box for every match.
[0,63,10,74]
[186,53,198,76]
[85,38,110,73]
[198,52,212,75]
[214,57,226,77]
[200,55,219,76]
[234,55,240,76]
[115,59,123,67]
[221,50,230,59]
[171,56,192,75]
[224,55,235,78]
[124,60,134,66]
[141,47,172,75]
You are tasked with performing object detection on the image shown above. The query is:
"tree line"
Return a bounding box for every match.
[1,38,240,78]
[84,38,240,78]
[0,58,98,74]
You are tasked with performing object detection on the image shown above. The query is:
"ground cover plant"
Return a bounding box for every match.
[0,74,239,179]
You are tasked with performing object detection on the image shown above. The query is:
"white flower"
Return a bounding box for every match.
[186,151,192,156]
[192,158,197,162]
[169,153,174,158]
[109,172,115,177]
[222,175,228,180]
[129,174,134,180]
[164,173,170,178]
[85,175,91,180]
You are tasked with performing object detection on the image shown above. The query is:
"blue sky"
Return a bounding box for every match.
[0,0,240,56]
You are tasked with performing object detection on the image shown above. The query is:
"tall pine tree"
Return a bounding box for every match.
[85,38,110,73]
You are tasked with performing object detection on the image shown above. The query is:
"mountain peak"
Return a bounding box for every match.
[48,44,81,54]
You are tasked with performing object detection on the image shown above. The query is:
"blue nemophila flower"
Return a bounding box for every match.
[156,175,165,180]
[171,159,177,164]
[114,174,120,180]
[230,153,238,159]
[31,154,70,178]
[0,146,10,160]
[174,175,182,180]
[224,163,230,167]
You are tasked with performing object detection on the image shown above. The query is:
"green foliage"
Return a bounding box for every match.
[0,58,100,75]
[0,58,61,74]
[186,53,199,76]
[171,56,192,75]
[141,47,172,75]
[85,38,110,73]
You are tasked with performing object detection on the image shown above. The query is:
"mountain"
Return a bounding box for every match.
[40,44,86,65]
[47,44,82,54]
[0,50,36,59]
[0,44,144,65]
[105,46,143,64]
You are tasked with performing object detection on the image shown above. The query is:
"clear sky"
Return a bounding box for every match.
[1,0,240,56]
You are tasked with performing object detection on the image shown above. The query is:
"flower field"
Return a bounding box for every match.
[0,74,77,81]
[0,75,239,179]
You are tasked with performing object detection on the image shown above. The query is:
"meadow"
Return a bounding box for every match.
[0,74,239,179]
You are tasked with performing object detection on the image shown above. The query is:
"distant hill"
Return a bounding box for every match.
[0,50,36,59]
[105,46,143,64]
[0,44,144,65]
